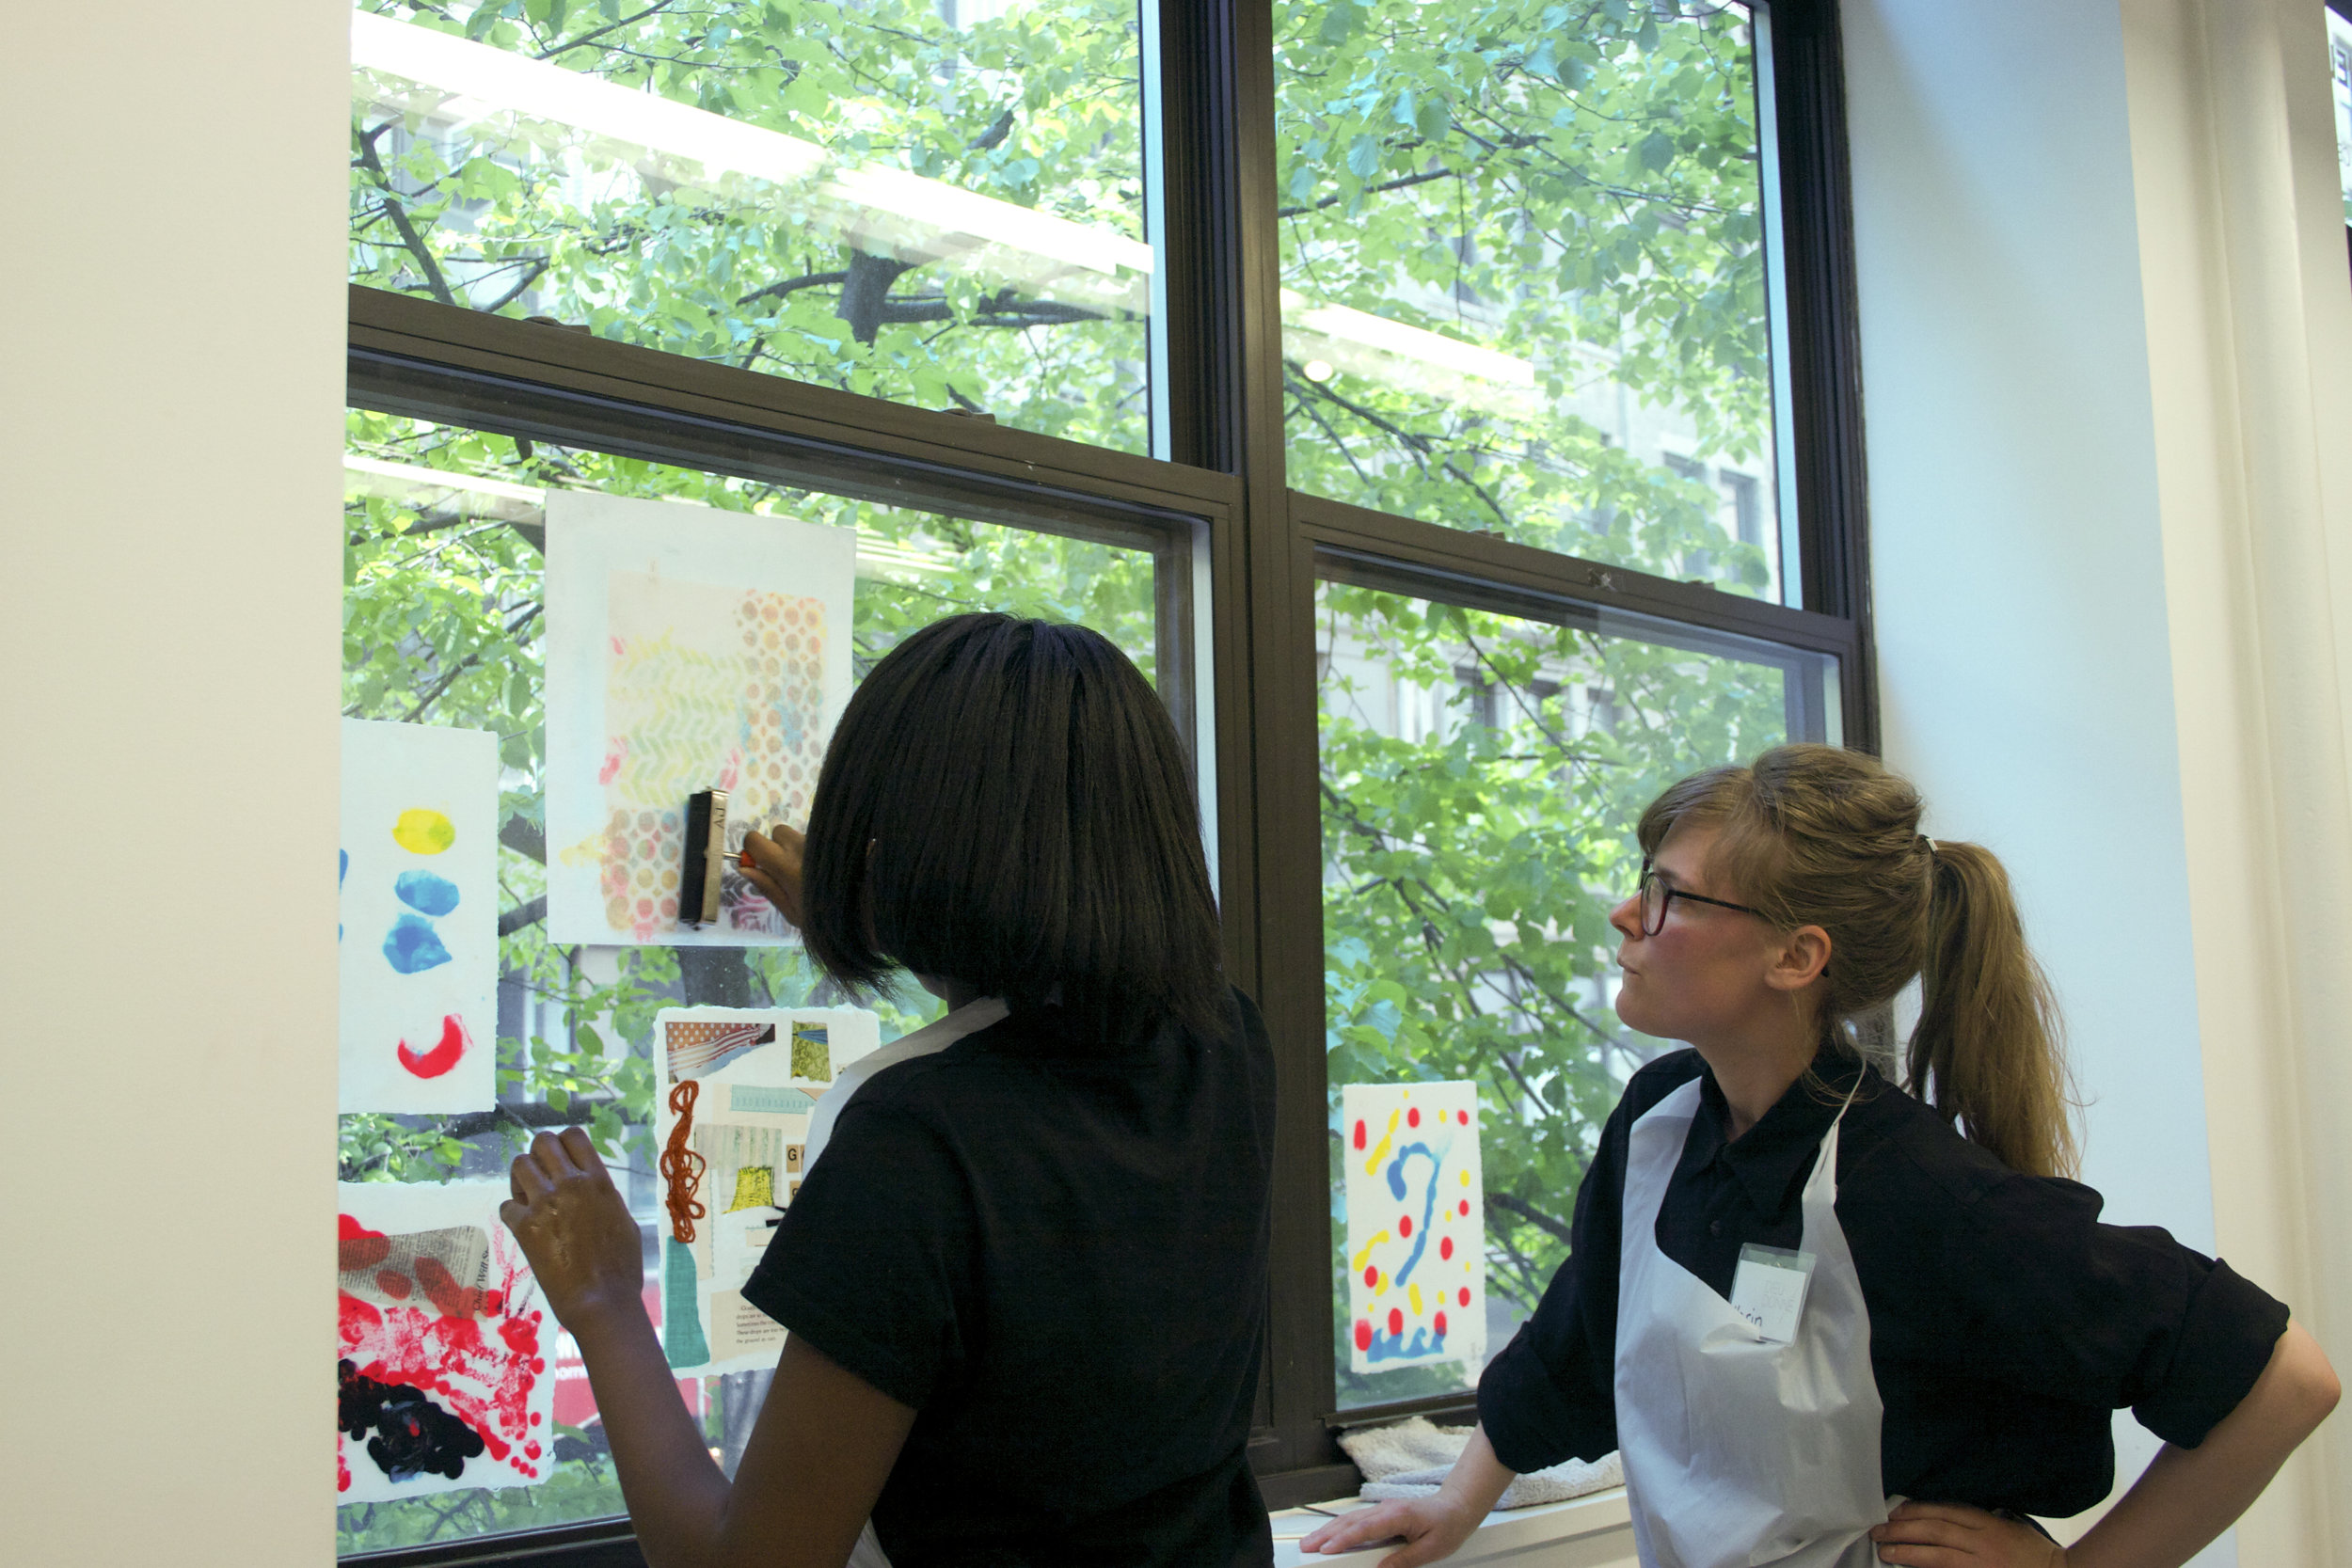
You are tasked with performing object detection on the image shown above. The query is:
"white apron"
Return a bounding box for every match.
[1613,1076,1890,1568]
[800,995,1008,1568]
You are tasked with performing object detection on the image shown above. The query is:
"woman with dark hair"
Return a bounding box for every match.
[500,613,1274,1568]
[1305,744,2337,1568]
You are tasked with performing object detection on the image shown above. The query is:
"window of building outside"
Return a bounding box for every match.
[337,0,1867,1558]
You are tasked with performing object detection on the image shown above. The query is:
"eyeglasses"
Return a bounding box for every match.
[1635,859,1768,936]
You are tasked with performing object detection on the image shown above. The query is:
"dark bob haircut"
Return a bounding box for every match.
[799,612,1225,1040]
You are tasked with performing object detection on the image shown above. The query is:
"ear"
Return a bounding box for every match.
[1763,924,1831,993]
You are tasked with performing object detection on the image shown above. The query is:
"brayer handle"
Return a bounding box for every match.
[679,788,729,927]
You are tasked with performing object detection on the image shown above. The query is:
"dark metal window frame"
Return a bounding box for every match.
[343,0,1868,1556]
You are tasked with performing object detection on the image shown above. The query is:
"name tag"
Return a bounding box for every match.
[1729,1243,1815,1343]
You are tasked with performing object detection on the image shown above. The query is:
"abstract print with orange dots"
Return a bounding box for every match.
[599,570,825,942]
[1341,1080,1486,1374]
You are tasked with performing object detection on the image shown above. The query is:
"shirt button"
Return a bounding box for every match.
[1709,1220,1724,1237]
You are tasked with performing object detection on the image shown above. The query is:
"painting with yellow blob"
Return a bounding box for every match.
[543,491,853,947]
[340,719,499,1114]
[1341,1081,1485,1374]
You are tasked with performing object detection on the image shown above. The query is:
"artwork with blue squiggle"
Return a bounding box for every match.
[1385,1142,1440,1286]
[1342,1081,1487,1375]
[1365,1323,1446,1362]
[1361,1139,1448,1364]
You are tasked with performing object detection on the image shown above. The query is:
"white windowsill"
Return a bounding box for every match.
[1272,1487,1637,1567]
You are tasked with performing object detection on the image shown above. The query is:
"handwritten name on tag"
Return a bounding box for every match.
[1729,1243,1816,1344]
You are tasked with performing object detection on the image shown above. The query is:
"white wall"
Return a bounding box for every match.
[2122,0,2352,1560]
[1843,2,2220,1549]
[1848,0,2352,1560]
[0,4,348,1564]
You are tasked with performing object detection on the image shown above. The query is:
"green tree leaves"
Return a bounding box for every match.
[1276,0,1774,576]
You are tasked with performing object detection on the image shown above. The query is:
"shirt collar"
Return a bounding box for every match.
[1690,1047,1871,1214]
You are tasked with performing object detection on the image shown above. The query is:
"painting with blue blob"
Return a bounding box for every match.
[1340,1081,1486,1376]
[383,912,453,974]
[341,720,499,1116]
[394,869,462,918]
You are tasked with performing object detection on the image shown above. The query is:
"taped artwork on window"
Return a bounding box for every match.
[543,491,854,947]
[1341,1081,1486,1373]
[339,719,499,1114]
[337,1180,554,1503]
[653,1006,882,1374]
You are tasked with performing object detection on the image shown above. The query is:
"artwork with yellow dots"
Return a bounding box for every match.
[339,719,498,1114]
[543,491,853,945]
[1341,1081,1486,1373]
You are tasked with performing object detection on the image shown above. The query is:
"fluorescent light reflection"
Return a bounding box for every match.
[342,454,956,579]
[351,8,1148,309]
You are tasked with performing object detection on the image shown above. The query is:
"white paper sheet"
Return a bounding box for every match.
[337,1180,555,1503]
[544,491,855,946]
[1341,1082,1486,1373]
[340,720,499,1114]
[652,1006,881,1373]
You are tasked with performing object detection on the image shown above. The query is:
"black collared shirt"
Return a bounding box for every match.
[1477,1049,2288,1517]
[742,989,1276,1568]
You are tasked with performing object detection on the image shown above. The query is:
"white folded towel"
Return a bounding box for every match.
[1337,1418,1623,1508]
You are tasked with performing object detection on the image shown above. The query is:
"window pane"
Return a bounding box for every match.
[2330,6,2352,228]
[1277,3,1790,601]
[337,408,1183,1553]
[1317,575,1838,1410]
[350,1,1152,451]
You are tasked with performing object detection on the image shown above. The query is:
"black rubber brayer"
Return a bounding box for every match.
[680,787,729,927]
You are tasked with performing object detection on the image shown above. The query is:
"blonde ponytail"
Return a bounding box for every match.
[1637,745,2079,1180]
[1911,841,2077,1179]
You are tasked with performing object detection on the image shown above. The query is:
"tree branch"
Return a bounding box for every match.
[403,602,542,722]
[353,120,459,309]
[736,270,849,309]
[1489,1191,1577,1248]
[479,256,549,314]
[1279,164,1458,219]
[498,895,548,937]
[534,1,675,60]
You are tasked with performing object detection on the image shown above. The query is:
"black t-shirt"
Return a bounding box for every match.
[1478,1048,2289,1518]
[741,988,1277,1568]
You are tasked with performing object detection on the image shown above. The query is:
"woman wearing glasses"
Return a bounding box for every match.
[1306,744,2336,1568]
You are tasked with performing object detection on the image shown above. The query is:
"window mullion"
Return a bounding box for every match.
[1767,0,1879,752]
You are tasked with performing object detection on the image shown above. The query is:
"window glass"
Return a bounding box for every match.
[2329,6,2352,229]
[350,0,1152,451]
[336,408,1178,1553]
[1276,2,1790,601]
[1317,576,1838,1409]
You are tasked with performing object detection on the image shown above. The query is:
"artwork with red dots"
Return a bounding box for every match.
[542,492,854,947]
[339,719,499,1114]
[1341,1082,1486,1374]
[337,1180,554,1504]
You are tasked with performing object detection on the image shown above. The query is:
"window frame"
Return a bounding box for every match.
[339,0,1869,1555]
